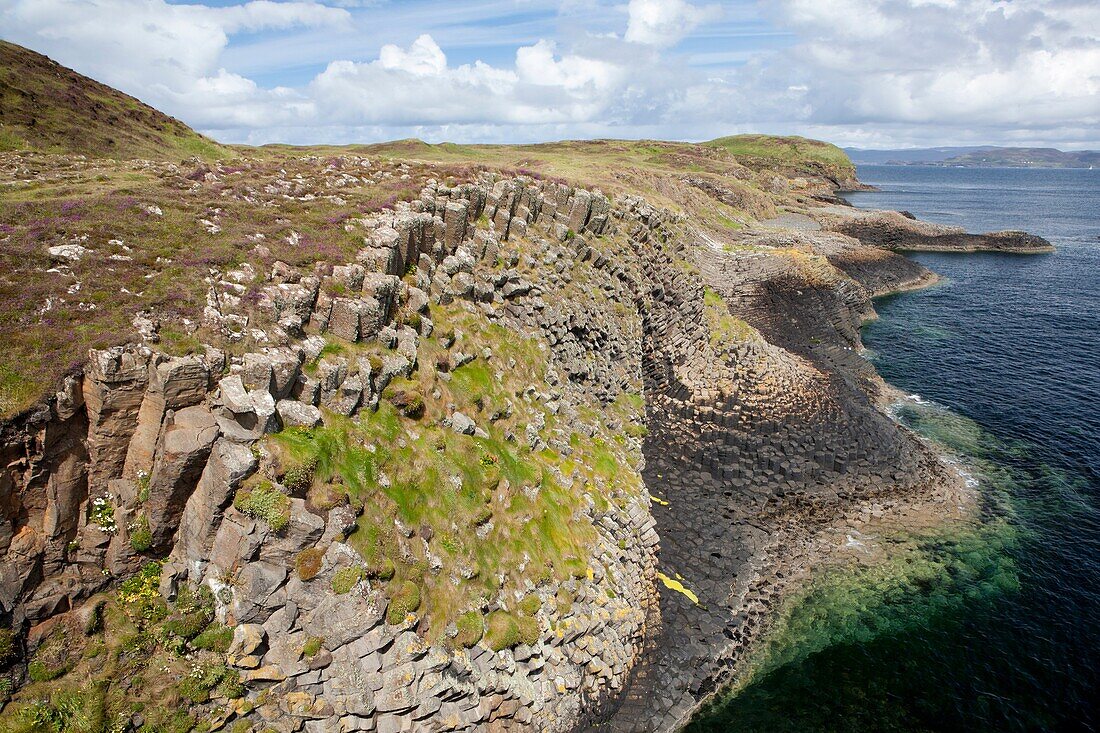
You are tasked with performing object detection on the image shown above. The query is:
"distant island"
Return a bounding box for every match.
[846,145,1100,169]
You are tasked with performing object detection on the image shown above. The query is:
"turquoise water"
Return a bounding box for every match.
[688,166,1100,732]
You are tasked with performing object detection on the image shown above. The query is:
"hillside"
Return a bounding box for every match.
[939,147,1100,168]
[0,40,227,160]
[705,135,859,187]
[847,145,1100,168]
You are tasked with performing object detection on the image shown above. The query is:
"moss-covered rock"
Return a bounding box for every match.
[233,477,290,531]
[365,556,396,581]
[517,594,542,616]
[295,546,325,581]
[281,457,317,494]
[455,612,484,648]
[191,624,233,653]
[301,636,324,658]
[389,389,425,419]
[484,610,540,651]
[331,566,365,595]
[306,483,345,512]
[386,581,421,625]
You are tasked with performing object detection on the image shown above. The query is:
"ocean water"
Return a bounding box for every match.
[688,165,1100,732]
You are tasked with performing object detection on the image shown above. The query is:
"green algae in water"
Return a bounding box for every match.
[687,403,1026,733]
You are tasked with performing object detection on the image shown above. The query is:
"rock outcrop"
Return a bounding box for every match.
[1,174,665,732]
[0,160,1045,733]
[818,206,1054,253]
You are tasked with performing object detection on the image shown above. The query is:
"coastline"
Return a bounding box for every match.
[665,268,979,732]
[664,171,1060,730]
[601,185,1034,731]
[0,135,1060,733]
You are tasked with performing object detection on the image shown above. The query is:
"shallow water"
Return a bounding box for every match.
[688,165,1100,732]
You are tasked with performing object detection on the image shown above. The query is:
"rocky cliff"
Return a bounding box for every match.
[0,41,1054,733]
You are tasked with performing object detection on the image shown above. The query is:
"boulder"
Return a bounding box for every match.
[277,399,322,428]
[302,590,386,648]
[450,412,476,436]
[328,297,384,343]
[321,374,361,417]
[332,264,366,291]
[232,560,288,623]
[362,273,401,324]
[228,623,267,657]
[215,375,279,441]
[260,499,325,565]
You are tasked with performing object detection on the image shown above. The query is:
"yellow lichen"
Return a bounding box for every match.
[657,572,699,605]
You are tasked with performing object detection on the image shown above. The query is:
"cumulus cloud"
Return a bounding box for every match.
[309,35,647,128]
[625,0,722,47]
[0,0,1097,147]
[762,0,1100,136]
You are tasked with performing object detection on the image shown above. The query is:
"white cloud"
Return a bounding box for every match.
[378,34,448,76]
[0,0,349,118]
[624,0,722,47]
[765,0,1100,133]
[515,40,624,91]
[309,34,639,128]
[1,0,1097,147]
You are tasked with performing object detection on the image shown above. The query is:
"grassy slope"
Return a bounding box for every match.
[254,134,855,212]
[0,40,228,161]
[267,302,645,640]
[704,135,857,182]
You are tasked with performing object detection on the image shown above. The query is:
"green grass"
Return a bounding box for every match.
[703,287,759,350]
[703,134,855,178]
[265,302,645,641]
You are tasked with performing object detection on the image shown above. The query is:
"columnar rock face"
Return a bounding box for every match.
[0,173,666,732]
[0,169,962,732]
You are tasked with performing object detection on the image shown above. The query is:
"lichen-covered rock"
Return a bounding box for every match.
[276,399,322,428]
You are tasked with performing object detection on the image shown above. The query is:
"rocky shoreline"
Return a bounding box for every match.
[626,296,981,733]
[0,149,1050,733]
[599,217,991,732]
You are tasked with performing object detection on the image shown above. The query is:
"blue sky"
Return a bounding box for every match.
[2,0,1098,149]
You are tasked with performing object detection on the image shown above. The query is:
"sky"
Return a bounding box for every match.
[1,0,1098,149]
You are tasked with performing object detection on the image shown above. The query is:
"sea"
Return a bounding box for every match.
[687,165,1100,732]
